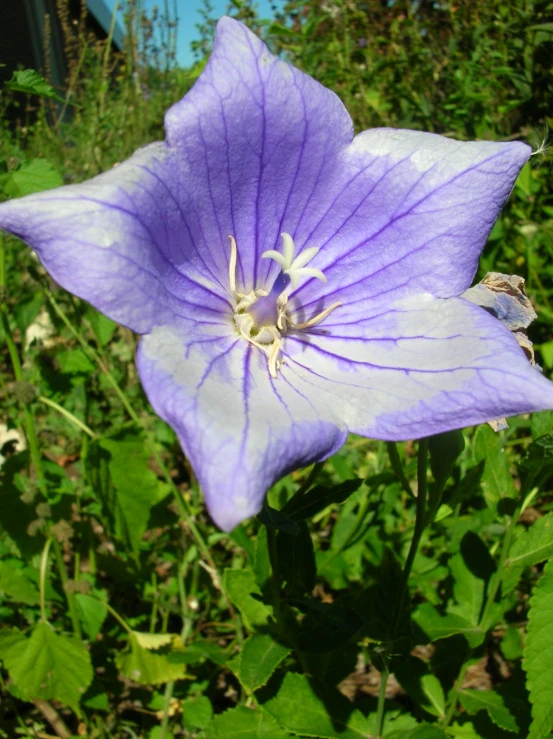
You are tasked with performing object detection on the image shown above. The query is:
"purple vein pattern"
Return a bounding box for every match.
[1,17,553,530]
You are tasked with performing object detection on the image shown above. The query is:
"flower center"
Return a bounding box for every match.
[229,233,341,377]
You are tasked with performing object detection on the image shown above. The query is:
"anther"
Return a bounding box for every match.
[293,301,342,330]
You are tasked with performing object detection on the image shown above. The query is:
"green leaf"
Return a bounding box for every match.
[182,695,213,730]
[413,603,484,648]
[261,672,370,738]
[277,521,316,597]
[100,438,168,553]
[506,512,553,569]
[3,159,63,197]
[5,69,65,102]
[405,725,452,739]
[0,622,93,711]
[396,656,445,718]
[116,633,189,685]
[295,598,363,653]
[75,594,107,640]
[257,505,299,534]
[429,430,465,491]
[205,705,292,738]
[86,308,116,347]
[282,478,363,520]
[223,568,273,631]
[0,560,40,605]
[57,349,95,375]
[447,532,495,636]
[531,411,552,439]
[235,634,290,694]
[132,631,174,650]
[473,425,517,503]
[458,689,518,733]
[518,434,553,494]
[524,558,553,739]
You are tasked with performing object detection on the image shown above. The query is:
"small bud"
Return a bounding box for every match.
[12,381,37,405]
[35,502,51,519]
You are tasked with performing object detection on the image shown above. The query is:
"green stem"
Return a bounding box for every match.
[159,679,175,739]
[39,537,54,622]
[442,662,469,728]
[376,438,429,739]
[386,442,415,500]
[51,538,82,638]
[0,309,45,492]
[394,438,429,629]
[38,395,96,438]
[266,525,283,629]
[374,663,389,739]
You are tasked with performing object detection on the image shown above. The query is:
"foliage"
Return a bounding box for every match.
[1,0,553,737]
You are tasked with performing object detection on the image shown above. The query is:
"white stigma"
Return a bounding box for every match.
[228,232,340,378]
[262,233,327,290]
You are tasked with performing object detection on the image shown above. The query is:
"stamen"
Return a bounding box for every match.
[229,235,237,293]
[293,301,342,330]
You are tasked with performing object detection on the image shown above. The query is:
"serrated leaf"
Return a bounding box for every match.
[6,69,65,102]
[57,349,95,375]
[257,505,299,534]
[205,705,292,738]
[413,603,484,648]
[86,308,116,347]
[507,512,553,569]
[473,425,517,503]
[518,434,553,494]
[1,622,93,711]
[524,558,553,739]
[261,672,370,738]
[223,568,273,631]
[132,631,173,651]
[458,689,518,733]
[116,633,189,685]
[282,478,363,520]
[406,725,451,739]
[75,594,107,640]
[100,438,167,553]
[4,159,63,197]
[396,656,445,718]
[0,561,40,605]
[235,634,290,694]
[182,695,213,730]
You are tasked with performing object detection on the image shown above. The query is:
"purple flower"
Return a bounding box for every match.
[1,18,552,531]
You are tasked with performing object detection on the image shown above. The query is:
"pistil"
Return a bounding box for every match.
[228,232,341,378]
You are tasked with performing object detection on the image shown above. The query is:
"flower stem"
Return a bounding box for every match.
[386,442,414,499]
[51,537,82,639]
[38,395,97,438]
[159,680,175,739]
[375,438,429,739]
[0,309,45,493]
[39,537,54,622]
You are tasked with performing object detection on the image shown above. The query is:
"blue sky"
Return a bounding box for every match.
[104,0,279,67]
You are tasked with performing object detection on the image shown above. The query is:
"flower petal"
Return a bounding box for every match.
[136,323,346,531]
[281,294,553,440]
[0,144,232,333]
[164,16,353,292]
[290,130,531,313]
